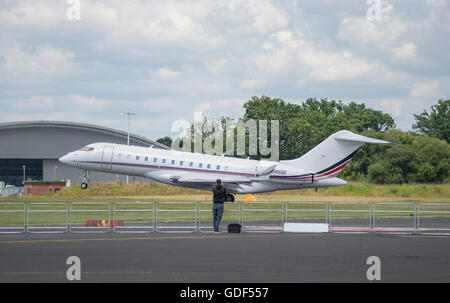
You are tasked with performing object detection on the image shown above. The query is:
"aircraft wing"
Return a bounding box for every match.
[170,176,252,184]
[144,171,252,191]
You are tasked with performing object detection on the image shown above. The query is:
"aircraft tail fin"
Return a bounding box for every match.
[282,130,393,177]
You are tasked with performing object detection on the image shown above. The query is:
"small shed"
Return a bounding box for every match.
[24,181,68,196]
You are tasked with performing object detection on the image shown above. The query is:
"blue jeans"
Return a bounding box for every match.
[212,203,224,231]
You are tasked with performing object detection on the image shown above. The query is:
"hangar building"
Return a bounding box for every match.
[0,121,170,186]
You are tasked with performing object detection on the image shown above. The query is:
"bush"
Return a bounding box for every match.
[347,130,449,184]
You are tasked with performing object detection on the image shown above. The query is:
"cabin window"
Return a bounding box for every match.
[171,160,175,165]
[207,164,211,169]
[145,157,148,161]
[127,155,131,159]
[136,156,140,160]
[153,158,158,163]
[162,159,166,163]
[199,163,203,168]
[180,161,184,166]
[189,162,193,167]
[216,165,220,170]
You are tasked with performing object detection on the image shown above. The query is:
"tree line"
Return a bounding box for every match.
[157,97,449,184]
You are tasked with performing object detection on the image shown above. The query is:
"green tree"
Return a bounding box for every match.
[243,96,396,160]
[413,99,449,143]
[156,136,172,148]
[363,131,450,184]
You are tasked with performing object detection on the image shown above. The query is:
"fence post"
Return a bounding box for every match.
[371,203,374,233]
[414,203,418,234]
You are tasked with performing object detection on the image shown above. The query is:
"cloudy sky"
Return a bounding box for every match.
[0,0,449,140]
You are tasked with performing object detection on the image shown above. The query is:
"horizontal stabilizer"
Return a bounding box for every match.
[334,131,395,146]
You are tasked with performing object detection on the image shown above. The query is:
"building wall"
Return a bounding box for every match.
[0,126,157,159]
[0,122,167,186]
[24,182,67,196]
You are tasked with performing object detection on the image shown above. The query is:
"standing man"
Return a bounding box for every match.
[212,179,226,232]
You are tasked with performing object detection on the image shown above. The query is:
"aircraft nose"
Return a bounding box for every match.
[59,153,71,164]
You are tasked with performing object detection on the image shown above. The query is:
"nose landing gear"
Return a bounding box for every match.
[80,169,90,190]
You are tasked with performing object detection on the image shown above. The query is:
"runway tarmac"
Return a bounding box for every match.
[0,232,449,282]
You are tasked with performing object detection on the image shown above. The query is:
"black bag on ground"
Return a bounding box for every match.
[227,223,241,233]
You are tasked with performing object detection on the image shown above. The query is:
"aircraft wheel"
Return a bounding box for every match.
[81,183,88,190]
[225,194,235,202]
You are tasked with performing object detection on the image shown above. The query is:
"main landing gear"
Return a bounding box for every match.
[225,193,235,202]
[80,169,90,190]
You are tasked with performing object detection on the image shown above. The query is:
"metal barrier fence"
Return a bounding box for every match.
[0,201,449,235]
[372,203,417,233]
[241,202,284,233]
[27,202,68,233]
[329,202,372,233]
[198,202,240,233]
[70,202,111,233]
[113,202,155,233]
[0,202,25,233]
[285,202,329,225]
[156,202,197,233]
[417,203,450,234]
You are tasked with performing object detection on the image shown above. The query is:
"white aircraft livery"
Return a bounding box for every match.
[59,130,393,199]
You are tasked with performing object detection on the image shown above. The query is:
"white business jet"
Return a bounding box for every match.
[59,130,393,200]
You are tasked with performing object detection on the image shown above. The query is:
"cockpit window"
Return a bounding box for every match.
[78,146,95,152]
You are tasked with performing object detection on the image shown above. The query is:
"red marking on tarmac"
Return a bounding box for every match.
[330,227,417,232]
[244,226,283,232]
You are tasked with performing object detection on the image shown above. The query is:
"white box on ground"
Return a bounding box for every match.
[283,223,329,233]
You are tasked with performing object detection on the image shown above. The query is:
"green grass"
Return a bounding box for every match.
[0,181,448,228]
[2,181,448,202]
[0,199,449,228]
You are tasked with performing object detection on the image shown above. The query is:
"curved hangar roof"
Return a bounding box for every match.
[0,120,170,159]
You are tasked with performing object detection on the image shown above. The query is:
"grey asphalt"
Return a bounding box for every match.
[0,232,449,282]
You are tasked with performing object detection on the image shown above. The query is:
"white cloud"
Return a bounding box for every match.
[0,0,448,138]
[246,29,398,84]
[410,81,439,98]
[298,49,377,82]
[364,97,433,130]
[0,0,65,29]
[393,42,417,60]
[194,102,212,113]
[226,0,289,35]
[92,1,225,51]
[155,68,182,81]
[67,95,111,112]
[240,78,264,89]
[0,44,77,85]
[426,0,446,8]
[205,58,228,74]
[194,98,245,117]
[380,98,404,117]
[10,96,54,112]
[338,17,407,46]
